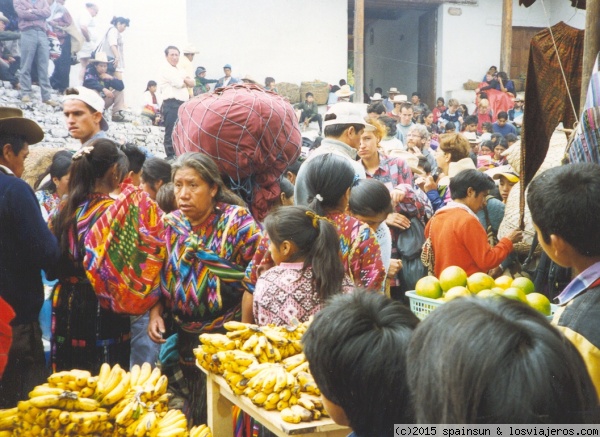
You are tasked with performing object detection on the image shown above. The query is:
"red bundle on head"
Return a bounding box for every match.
[173,83,302,221]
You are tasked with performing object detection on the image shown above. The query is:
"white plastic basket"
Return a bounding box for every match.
[405,290,558,321]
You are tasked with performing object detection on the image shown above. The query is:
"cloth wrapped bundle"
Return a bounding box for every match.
[84,183,165,315]
[172,83,302,221]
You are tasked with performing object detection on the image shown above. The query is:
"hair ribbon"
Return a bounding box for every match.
[72,145,94,160]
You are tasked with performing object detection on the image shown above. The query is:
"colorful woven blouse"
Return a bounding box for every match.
[36,189,60,221]
[161,203,262,333]
[245,212,386,293]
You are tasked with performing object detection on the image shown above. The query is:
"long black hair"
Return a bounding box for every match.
[264,206,344,300]
[52,139,120,253]
[34,150,73,192]
[304,153,355,216]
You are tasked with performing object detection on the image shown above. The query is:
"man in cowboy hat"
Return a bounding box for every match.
[82,52,126,122]
[62,86,109,145]
[383,87,400,112]
[0,107,60,407]
[335,84,354,102]
[216,63,240,88]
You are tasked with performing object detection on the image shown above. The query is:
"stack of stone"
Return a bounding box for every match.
[0,80,166,157]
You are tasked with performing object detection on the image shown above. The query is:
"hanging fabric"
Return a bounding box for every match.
[567,54,600,163]
[521,22,584,188]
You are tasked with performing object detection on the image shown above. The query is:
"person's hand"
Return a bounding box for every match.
[184,77,195,87]
[475,88,480,94]
[423,175,440,192]
[415,176,426,190]
[390,187,406,204]
[458,116,464,124]
[100,73,113,80]
[488,266,504,279]
[386,212,410,230]
[103,88,114,98]
[508,230,523,243]
[410,145,424,157]
[8,57,15,63]
[147,304,166,344]
[387,259,403,278]
[112,58,119,68]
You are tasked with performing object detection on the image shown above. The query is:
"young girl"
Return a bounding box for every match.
[348,179,402,292]
[477,140,495,169]
[35,151,72,221]
[432,97,446,124]
[253,206,352,326]
[492,142,508,166]
[141,80,161,125]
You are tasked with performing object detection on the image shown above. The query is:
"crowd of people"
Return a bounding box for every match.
[0,45,599,433]
[0,0,130,119]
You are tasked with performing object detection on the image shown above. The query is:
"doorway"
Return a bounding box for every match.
[511,26,545,81]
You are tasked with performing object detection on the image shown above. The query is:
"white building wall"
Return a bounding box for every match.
[186,0,348,88]
[364,10,421,98]
[436,0,585,98]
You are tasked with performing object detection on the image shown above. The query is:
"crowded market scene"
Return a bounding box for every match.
[0,0,600,435]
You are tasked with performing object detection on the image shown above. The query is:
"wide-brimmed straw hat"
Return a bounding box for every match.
[89,52,110,63]
[335,85,354,97]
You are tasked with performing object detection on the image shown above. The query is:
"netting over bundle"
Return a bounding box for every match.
[173,83,302,221]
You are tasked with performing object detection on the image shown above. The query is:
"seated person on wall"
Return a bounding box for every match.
[82,52,126,122]
[294,92,322,135]
[0,12,20,89]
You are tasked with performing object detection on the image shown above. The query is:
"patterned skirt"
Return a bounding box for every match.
[51,277,130,374]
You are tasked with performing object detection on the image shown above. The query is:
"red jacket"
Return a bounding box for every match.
[425,206,513,277]
[0,297,15,379]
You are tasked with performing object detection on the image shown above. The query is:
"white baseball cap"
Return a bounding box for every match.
[62,87,109,131]
[323,102,367,128]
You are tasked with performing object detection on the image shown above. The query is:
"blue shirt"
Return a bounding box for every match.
[492,122,517,136]
[557,261,600,305]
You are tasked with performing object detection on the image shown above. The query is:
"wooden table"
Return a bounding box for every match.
[201,366,349,437]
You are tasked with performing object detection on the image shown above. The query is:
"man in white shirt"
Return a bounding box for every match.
[158,45,194,160]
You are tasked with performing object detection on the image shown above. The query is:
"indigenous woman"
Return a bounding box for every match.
[147,153,262,425]
[50,139,130,373]
[242,153,386,322]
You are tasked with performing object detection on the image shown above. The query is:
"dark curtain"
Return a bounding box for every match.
[521,22,584,187]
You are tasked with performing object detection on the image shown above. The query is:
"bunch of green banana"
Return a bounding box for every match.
[189,424,212,437]
[280,394,329,424]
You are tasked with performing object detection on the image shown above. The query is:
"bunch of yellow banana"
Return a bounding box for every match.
[241,363,301,411]
[0,407,17,431]
[25,384,100,411]
[280,394,329,424]
[155,408,188,437]
[282,355,321,396]
[194,345,220,374]
[223,321,305,361]
[10,400,113,436]
[189,424,212,437]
